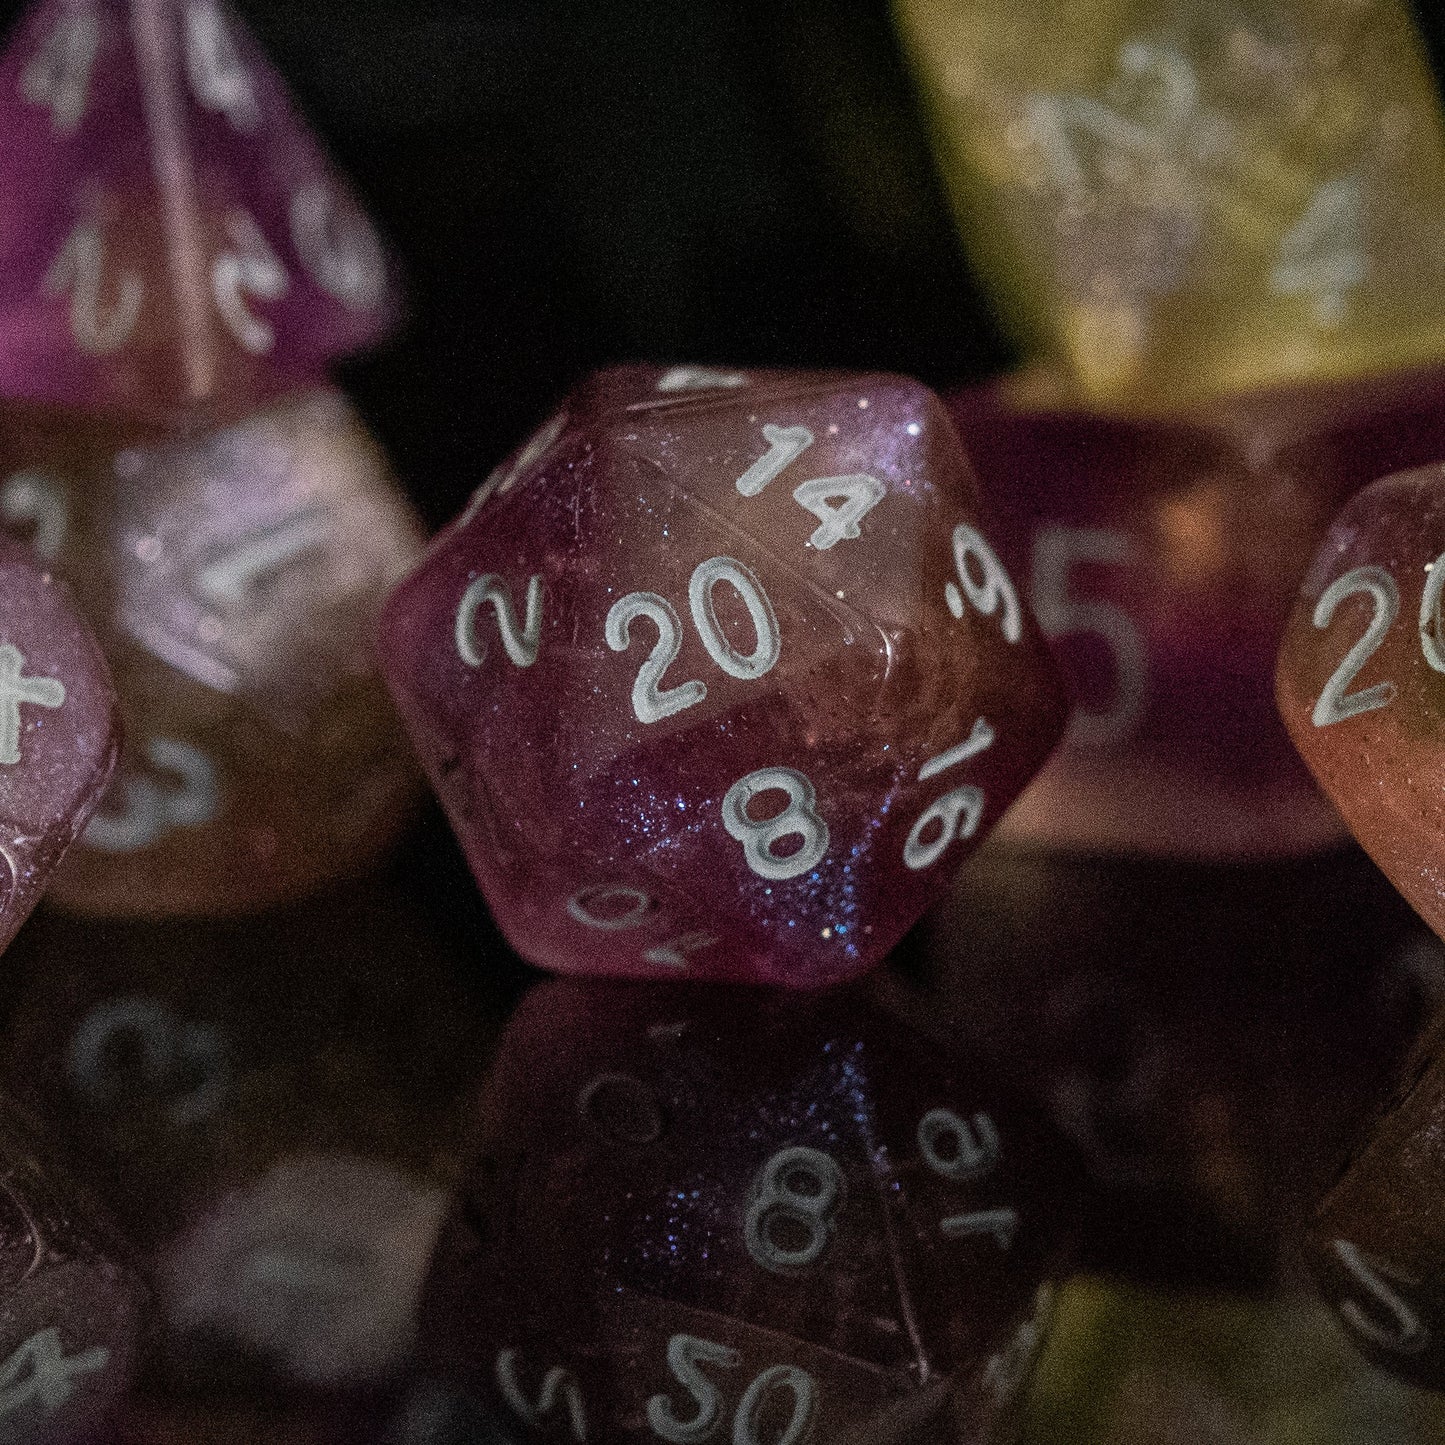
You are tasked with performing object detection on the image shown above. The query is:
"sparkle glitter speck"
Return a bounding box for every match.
[858,398,869,409]
[906,422,921,435]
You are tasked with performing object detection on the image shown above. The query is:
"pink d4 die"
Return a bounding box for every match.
[0,535,117,949]
[380,365,1068,987]
[0,0,399,423]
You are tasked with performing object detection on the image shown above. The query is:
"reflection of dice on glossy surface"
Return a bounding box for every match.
[0,0,399,423]
[949,367,1445,857]
[1277,461,1445,942]
[0,1096,149,1444]
[0,390,423,916]
[0,534,117,949]
[896,0,1445,412]
[416,980,1075,1444]
[1304,1011,1445,1389]
[0,881,499,1388]
[884,843,1430,1288]
[380,364,1067,986]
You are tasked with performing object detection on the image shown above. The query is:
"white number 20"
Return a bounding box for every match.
[607,557,780,725]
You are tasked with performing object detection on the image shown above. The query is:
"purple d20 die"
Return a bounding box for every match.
[380,365,1067,987]
[0,0,400,423]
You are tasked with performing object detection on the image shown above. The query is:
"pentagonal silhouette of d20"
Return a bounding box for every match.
[0,0,400,423]
[380,366,1067,988]
[0,390,423,917]
[415,980,1073,1444]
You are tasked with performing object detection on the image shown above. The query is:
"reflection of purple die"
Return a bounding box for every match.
[417,980,1074,1445]
[0,534,117,949]
[0,1097,149,1445]
[946,366,1445,859]
[379,364,1067,987]
[0,0,400,423]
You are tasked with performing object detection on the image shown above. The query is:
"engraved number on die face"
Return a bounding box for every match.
[494,1349,587,1441]
[566,887,719,970]
[904,717,992,871]
[184,0,259,132]
[456,574,543,669]
[919,1107,1018,1248]
[67,995,227,1127]
[0,645,64,766]
[290,179,387,312]
[1310,566,1400,727]
[212,208,289,354]
[649,1335,817,1445]
[1332,1240,1430,1355]
[1031,526,1145,746]
[722,767,828,881]
[195,507,332,610]
[0,1328,109,1422]
[946,523,1022,643]
[744,1146,845,1274]
[46,219,144,356]
[0,471,68,561]
[734,424,884,550]
[608,557,780,725]
[83,736,220,852]
[20,8,100,134]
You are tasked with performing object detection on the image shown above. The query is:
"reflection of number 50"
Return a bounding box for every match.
[83,737,220,853]
[1031,526,1146,748]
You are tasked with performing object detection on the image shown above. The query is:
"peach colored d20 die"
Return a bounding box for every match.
[1277,462,1445,942]
[0,390,423,917]
[379,365,1068,988]
[0,0,400,424]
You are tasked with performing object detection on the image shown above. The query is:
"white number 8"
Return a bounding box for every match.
[744,1146,844,1273]
[721,767,828,881]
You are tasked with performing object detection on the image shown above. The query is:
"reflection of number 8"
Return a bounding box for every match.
[721,767,828,881]
[744,1146,844,1274]
[83,737,220,853]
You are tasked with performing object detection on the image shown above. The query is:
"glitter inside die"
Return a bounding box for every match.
[379,364,1067,988]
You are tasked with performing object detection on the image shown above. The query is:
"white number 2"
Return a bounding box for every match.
[494,1350,586,1441]
[456,574,543,669]
[1311,566,1400,727]
[83,736,220,853]
[45,219,144,356]
[1332,1240,1429,1356]
[0,470,68,561]
[211,209,289,354]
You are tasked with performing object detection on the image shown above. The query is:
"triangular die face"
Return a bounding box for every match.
[0,0,399,421]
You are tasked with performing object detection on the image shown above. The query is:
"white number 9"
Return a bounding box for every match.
[946,523,1022,643]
